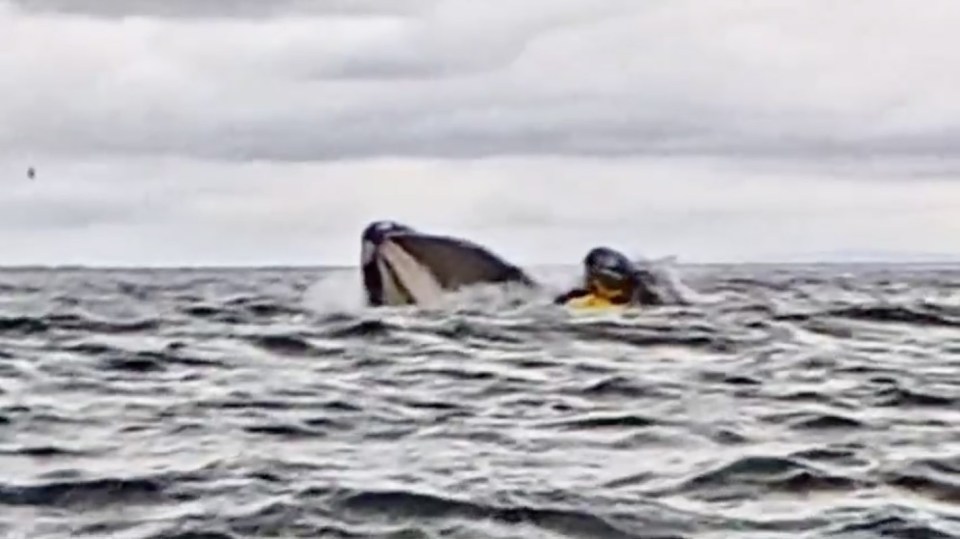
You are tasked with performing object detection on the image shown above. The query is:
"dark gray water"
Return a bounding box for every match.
[1,265,959,539]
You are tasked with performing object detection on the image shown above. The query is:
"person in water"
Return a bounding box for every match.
[554,246,662,307]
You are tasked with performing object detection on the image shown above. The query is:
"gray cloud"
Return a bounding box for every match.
[3,0,959,162]
[8,0,435,19]
[1,0,959,266]
[2,154,957,266]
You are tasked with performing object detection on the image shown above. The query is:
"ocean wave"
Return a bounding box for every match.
[1,265,958,538]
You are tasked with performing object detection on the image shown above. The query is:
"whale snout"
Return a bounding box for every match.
[361,220,415,266]
[362,220,413,245]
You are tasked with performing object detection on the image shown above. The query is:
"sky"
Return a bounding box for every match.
[2,0,960,267]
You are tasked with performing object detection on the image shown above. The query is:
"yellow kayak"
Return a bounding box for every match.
[563,293,628,312]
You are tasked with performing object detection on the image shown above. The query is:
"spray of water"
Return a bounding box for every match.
[300,268,367,315]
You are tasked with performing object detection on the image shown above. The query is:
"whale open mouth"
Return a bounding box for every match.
[360,221,535,307]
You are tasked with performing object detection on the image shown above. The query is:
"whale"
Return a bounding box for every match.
[360,220,536,307]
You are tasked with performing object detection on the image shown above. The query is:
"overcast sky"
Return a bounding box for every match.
[2,0,959,266]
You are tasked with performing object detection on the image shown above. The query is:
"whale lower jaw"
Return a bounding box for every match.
[375,239,446,308]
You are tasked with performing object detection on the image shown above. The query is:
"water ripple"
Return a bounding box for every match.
[1,265,959,538]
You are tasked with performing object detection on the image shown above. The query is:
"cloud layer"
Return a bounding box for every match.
[4,0,960,161]
[1,0,959,265]
[4,154,958,266]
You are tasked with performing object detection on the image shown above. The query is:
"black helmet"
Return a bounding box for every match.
[584,247,633,279]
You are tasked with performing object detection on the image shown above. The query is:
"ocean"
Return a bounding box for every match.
[0,264,958,538]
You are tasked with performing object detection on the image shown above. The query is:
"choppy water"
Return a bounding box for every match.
[1,265,959,539]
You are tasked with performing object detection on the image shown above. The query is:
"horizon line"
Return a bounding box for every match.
[1,258,959,271]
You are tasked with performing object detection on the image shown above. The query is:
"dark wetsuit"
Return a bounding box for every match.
[553,288,590,305]
[631,269,663,306]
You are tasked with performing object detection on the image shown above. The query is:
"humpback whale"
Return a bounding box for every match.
[360,220,536,307]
